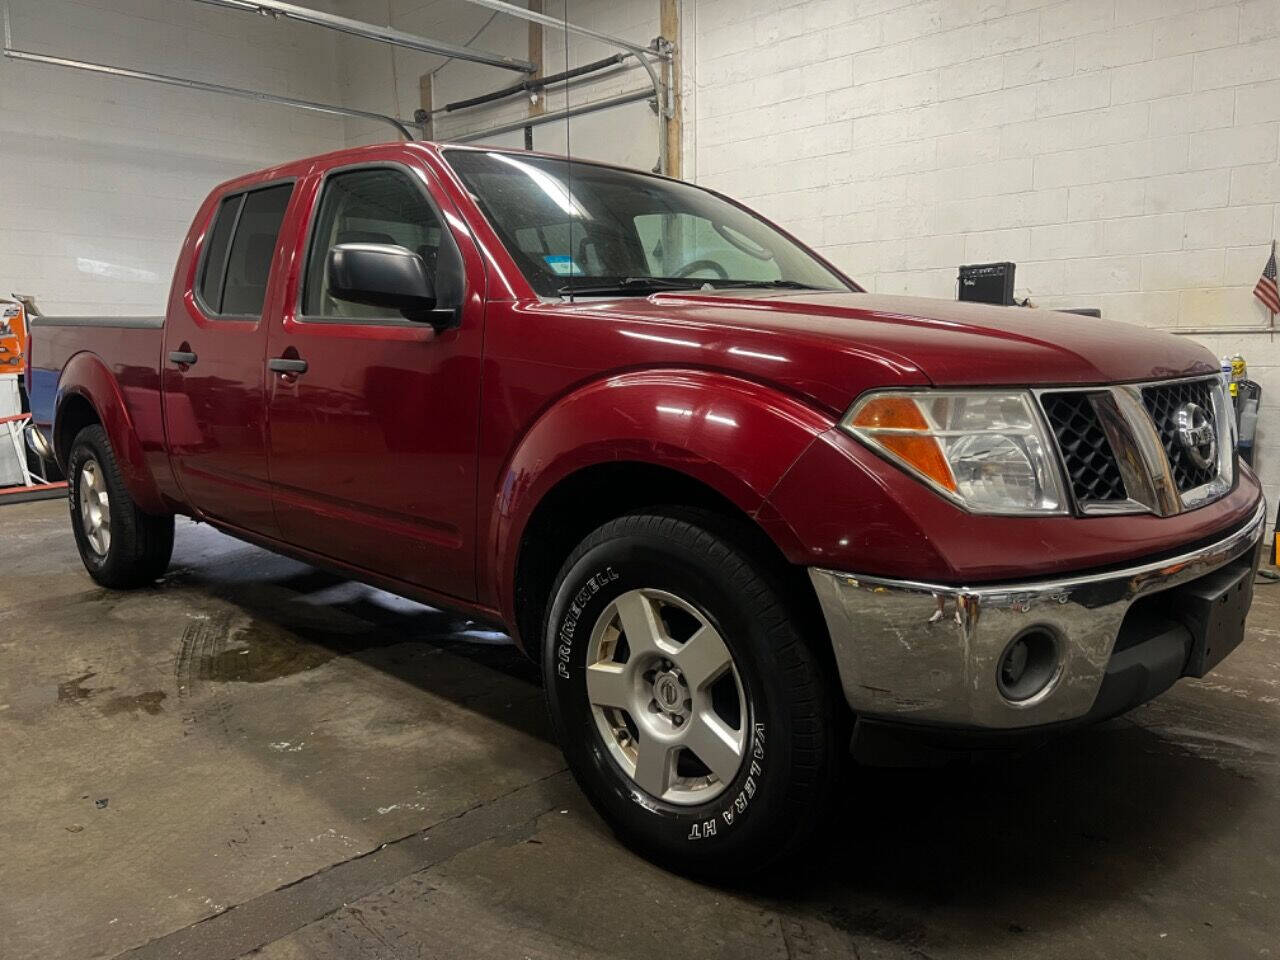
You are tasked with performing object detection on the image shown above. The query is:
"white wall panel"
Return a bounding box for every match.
[0,0,346,316]
[681,0,1280,493]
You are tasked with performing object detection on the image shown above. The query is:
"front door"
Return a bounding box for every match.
[264,160,484,601]
[162,181,295,536]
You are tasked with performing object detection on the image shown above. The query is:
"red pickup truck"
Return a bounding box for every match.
[26,142,1267,876]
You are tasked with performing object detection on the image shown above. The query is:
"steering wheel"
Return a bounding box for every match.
[672,258,729,279]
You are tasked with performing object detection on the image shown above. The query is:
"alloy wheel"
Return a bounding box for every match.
[585,588,748,805]
[78,459,111,556]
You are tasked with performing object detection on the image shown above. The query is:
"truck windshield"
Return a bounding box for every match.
[444,150,849,298]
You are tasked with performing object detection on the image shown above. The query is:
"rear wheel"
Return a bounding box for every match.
[543,510,843,878]
[67,425,174,588]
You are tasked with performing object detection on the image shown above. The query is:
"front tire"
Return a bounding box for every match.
[67,424,174,588]
[543,510,842,878]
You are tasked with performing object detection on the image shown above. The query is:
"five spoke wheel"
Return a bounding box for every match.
[586,588,747,805]
[77,459,112,557]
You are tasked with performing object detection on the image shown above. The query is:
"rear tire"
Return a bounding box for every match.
[67,424,174,588]
[543,510,842,879]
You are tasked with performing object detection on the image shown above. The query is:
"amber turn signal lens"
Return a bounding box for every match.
[849,395,930,431]
[878,434,958,493]
[849,396,958,493]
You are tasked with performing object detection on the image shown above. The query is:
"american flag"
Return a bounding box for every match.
[1256,240,1279,315]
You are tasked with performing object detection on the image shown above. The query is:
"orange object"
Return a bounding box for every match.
[0,299,28,372]
[850,394,958,493]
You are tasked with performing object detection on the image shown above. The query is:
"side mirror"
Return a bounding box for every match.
[326,243,438,322]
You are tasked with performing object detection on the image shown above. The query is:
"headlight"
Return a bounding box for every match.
[840,390,1067,515]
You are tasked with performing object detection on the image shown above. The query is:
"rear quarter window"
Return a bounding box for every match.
[221,184,293,316]
[197,194,241,311]
[197,182,293,317]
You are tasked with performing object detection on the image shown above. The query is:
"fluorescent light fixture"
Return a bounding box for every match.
[76,258,160,283]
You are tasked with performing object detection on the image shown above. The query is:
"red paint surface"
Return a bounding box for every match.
[29,142,1260,646]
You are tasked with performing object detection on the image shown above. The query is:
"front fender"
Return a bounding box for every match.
[56,351,167,514]
[486,369,833,622]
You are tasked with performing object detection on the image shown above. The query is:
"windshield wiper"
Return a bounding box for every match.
[558,276,708,297]
[557,277,834,297]
[712,279,826,290]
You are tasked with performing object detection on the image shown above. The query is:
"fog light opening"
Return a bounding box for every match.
[997,629,1059,702]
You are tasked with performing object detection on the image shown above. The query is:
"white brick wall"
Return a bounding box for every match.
[0,0,348,317]
[683,0,1280,506]
[683,0,1280,321]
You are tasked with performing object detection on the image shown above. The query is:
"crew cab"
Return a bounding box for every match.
[26,142,1267,876]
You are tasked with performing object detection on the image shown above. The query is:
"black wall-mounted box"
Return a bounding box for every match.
[958,262,1015,306]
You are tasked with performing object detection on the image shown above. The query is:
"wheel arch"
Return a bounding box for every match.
[54,352,167,514]
[492,370,835,657]
[53,391,100,467]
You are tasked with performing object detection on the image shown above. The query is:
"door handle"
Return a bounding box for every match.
[168,350,198,367]
[268,357,308,375]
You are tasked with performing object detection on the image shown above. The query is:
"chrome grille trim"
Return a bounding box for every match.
[1035,375,1232,518]
[1143,379,1220,490]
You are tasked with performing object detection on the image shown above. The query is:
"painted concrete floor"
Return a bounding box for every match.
[1,498,1278,960]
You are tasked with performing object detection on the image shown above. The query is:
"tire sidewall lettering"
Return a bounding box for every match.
[67,435,107,572]
[68,447,85,515]
[550,550,777,844]
[686,722,766,841]
[554,564,618,679]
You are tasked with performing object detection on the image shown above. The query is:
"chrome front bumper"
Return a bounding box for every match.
[24,421,54,461]
[808,498,1268,730]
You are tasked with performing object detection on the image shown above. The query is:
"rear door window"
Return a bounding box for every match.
[213,183,293,317]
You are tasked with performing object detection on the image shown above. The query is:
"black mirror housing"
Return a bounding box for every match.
[326,243,438,321]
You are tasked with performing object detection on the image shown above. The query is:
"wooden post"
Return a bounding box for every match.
[659,0,682,178]
[418,72,433,140]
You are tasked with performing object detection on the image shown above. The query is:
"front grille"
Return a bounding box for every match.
[1037,376,1227,516]
[1040,391,1128,503]
[1142,378,1218,492]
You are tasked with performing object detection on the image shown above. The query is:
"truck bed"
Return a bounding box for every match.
[27,316,165,454]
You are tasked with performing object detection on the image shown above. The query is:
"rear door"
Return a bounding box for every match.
[162,181,295,535]
[263,157,486,601]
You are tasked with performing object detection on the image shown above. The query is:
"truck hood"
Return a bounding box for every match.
[591,289,1218,412]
